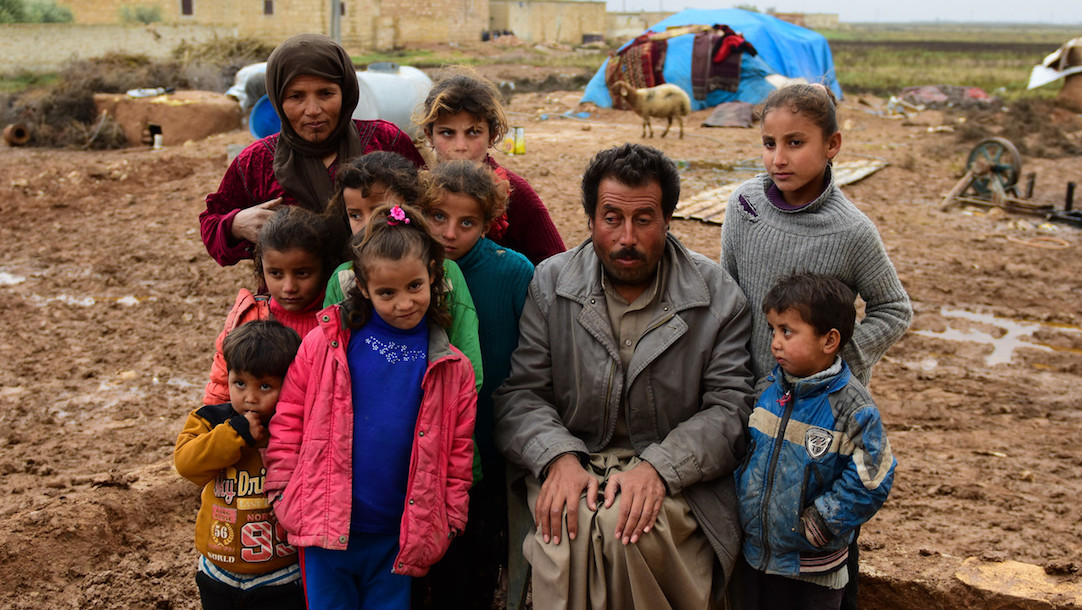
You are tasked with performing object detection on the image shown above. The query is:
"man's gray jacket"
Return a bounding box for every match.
[493,234,755,580]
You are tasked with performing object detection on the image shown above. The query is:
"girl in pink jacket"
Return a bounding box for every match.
[203,206,339,406]
[264,204,476,609]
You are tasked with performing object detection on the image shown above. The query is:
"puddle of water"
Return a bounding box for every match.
[26,294,158,307]
[166,377,199,389]
[0,272,26,286]
[912,307,1082,366]
[31,294,97,307]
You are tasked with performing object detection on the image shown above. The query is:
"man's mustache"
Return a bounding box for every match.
[610,247,644,261]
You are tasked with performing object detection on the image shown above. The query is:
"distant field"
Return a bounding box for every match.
[822,24,1074,99]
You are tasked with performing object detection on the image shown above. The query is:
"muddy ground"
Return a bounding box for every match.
[1,58,1081,608]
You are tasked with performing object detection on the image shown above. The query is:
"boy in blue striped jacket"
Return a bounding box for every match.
[736,273,896,610]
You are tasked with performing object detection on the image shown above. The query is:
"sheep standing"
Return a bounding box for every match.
[612,80,691,139]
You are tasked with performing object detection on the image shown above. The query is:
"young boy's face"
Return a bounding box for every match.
[766,308,837,378]
[228,370,284,424]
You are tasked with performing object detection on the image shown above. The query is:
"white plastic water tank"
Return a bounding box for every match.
[227,62,267,114]
[353,63,432,138]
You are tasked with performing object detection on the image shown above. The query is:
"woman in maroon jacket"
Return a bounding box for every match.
[200,34,425,266]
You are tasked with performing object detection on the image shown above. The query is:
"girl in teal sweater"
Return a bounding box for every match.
[418,160,534,609]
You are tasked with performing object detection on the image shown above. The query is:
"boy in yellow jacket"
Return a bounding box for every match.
[174,319,303,609]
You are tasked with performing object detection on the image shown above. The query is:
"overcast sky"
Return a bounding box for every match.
[604,0,1082,24]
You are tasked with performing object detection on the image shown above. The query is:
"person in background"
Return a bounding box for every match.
[175,319,304,610]
[736,273,896,610]
[200,33,425,266]
[415,66,565,265]
[321,151,484,397]
[322,151,427,284]
[720,82,911,388]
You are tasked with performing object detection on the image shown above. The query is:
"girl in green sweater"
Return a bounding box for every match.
[322,151,484,391]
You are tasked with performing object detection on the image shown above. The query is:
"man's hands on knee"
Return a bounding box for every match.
[536,453,597,545]
[604,461,665,545]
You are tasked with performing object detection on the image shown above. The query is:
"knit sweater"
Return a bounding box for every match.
[268,295,322,340]
[720,168,912,386]
[453,237,533,478]
[348,312,428,534]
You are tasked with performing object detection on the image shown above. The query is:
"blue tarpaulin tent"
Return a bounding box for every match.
[581,9,841,110]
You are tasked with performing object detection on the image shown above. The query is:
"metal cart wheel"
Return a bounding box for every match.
[965,137,1022,197]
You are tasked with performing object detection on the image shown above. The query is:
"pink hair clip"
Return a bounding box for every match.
[388,205,410,225]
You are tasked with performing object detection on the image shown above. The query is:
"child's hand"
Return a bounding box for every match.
[799,506,832,548]
[243,411,266,443]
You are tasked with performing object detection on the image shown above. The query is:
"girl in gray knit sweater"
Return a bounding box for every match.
[722,83,911,610]
[720,83,911,388]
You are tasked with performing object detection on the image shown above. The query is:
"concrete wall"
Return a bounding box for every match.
[605,11,672,42]
[245,2,330,43]
[62,0,176,24]
[0,23,239,72]
[804,13,839,30]
[60,0,252,25]
[490,0,605,44]
[59,0,330,40]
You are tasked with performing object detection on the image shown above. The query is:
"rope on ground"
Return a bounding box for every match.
[1005,234,1071,249]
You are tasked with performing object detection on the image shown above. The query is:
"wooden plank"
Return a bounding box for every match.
[673,158,890,225]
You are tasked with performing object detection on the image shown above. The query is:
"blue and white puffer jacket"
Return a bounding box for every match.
[735,359,896,577]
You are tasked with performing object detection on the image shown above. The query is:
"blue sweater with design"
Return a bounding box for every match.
[348,313,428,533]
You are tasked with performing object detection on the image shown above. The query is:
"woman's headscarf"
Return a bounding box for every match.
[266,34,362,211]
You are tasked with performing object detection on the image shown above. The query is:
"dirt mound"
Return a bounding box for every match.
[953,97,1082,158]
[0,469,194,609]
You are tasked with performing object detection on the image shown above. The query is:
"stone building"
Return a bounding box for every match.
[488,0,605,44]
[58,0,488,49]
[605,10,673,41]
